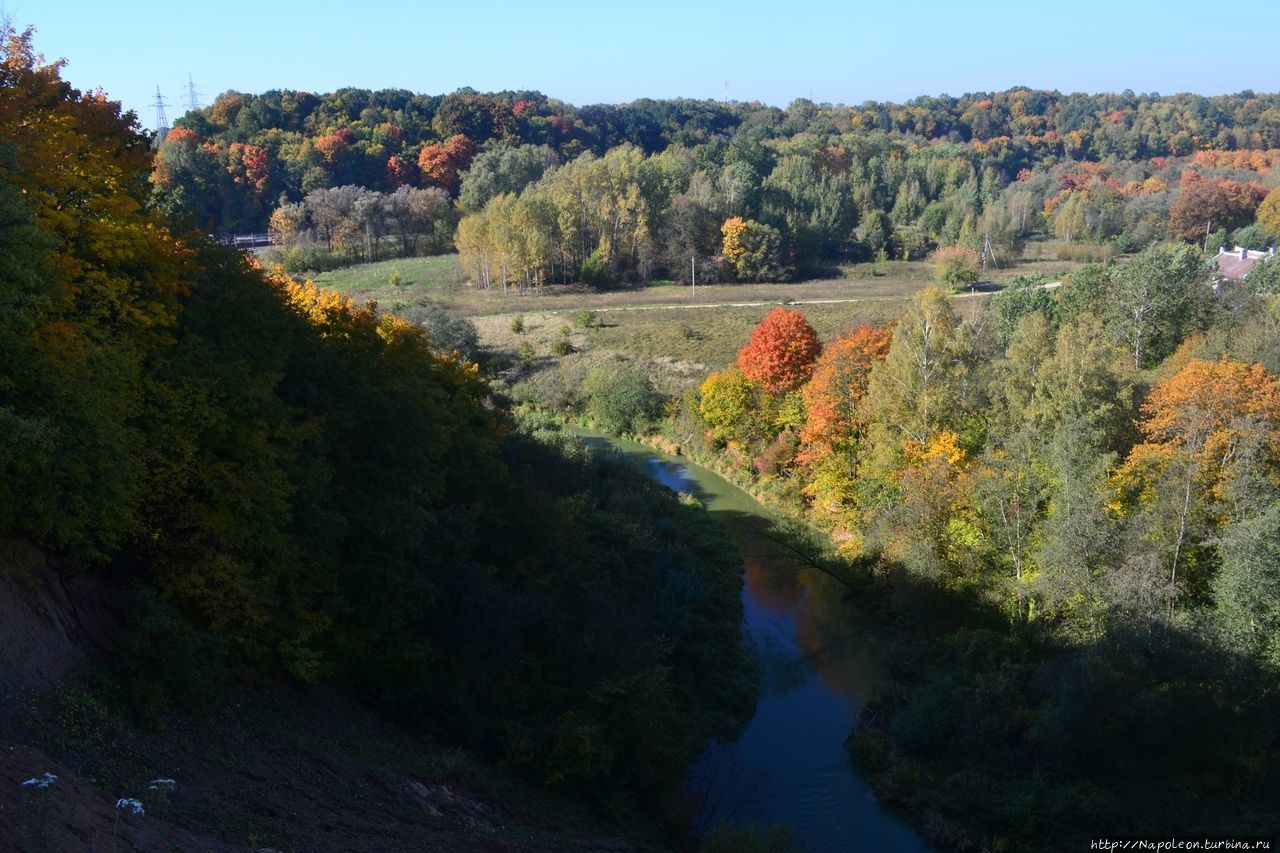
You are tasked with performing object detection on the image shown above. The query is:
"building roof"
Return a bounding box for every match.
[1214,245,1276,281]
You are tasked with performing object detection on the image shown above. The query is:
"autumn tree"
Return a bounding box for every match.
[737,306,821,393]
[877,430,980,581]
[1168,173,1267,242]
[0,24,191,556]
[799,323,893,458]
[418,134,476,195]
[1117,358,1280,607]
[1257,186,1280,237]
[721,216,783,282]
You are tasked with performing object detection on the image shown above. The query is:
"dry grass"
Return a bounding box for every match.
[313,238,1085,381]
[305,238,1082,325]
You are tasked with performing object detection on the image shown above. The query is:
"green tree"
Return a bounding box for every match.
[698,365,760,445]
[863,286,968,448]
[583,366,663,434]
[1105,243,1208,370]
[1214,506,1280,669]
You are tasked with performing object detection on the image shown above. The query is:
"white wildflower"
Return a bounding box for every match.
[115,797,145,815]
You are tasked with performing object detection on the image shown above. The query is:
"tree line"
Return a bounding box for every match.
[153,84,1280,281]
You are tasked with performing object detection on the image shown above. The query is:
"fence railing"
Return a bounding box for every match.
[222,233,272,249]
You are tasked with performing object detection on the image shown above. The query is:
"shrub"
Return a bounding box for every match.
[510,314,525,334]
[575,309,597,329]
[1054,242,1112,263]
[400,303,479,358]
[931,245,981,289]
[583,367,663,434]
[517,341,535,366]
[580,249,612,288]
[551,338,575,357]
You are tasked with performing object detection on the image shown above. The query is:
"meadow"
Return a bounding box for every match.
[306,238,1081,372]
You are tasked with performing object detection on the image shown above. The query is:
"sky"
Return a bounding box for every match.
[14,0,1280,130]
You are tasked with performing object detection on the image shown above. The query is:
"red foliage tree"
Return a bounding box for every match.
[226,143,270,196]
[385,153,417,189]
[737,306,821,394]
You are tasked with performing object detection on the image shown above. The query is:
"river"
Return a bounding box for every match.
[579,432,928,852]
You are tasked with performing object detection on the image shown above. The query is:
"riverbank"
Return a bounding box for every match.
[575,430,928,852]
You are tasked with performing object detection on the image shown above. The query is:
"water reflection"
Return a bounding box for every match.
[578,432,928,852]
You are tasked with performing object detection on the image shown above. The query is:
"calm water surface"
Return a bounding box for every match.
[580,432,927,852]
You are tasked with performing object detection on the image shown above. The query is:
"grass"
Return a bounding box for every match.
[306,238,1085,372]
[311,255,471,304]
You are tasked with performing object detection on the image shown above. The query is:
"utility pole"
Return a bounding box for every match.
[184,74,202,112]
[152,86,171,146]
[981,231,997,272]
[691,253,696,299]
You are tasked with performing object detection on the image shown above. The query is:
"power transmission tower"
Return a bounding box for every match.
[152,86,171,146]
[184,74,202,112]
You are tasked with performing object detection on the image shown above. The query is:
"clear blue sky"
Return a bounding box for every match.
[15,0,1280,130]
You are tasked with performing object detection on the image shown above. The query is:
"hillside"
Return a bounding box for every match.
[0,25,756,851]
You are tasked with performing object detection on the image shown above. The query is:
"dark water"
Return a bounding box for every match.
[580,432,927,852]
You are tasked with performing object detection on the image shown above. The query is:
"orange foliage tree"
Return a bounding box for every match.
[799,323,893,459]
[1168,173,1267,241]
[737,306,821,393]
[417,134,477,195]
[1127,357,1280,496]
[1118,357,1280,595]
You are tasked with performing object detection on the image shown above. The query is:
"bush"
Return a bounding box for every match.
[509,367,580,412]
[551,338,575,357]
[932,245,981,289]
[517,341,535,366]
[400,303,479,358]
[1054,243,1112,263]
[510,314,525,334]
[575,309,597,329]
[580,249,612,288]
[583,366,664,434]
[261,245,351,274]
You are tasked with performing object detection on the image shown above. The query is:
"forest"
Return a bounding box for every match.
[677,260,1280,845]
[8,14,1280,850]
[498,247,1280,846]
[154,83,1280,285]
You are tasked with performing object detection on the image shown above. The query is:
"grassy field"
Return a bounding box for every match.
[476,299,917,373]
[304,241,1083,375]
[307,240,1079,319]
